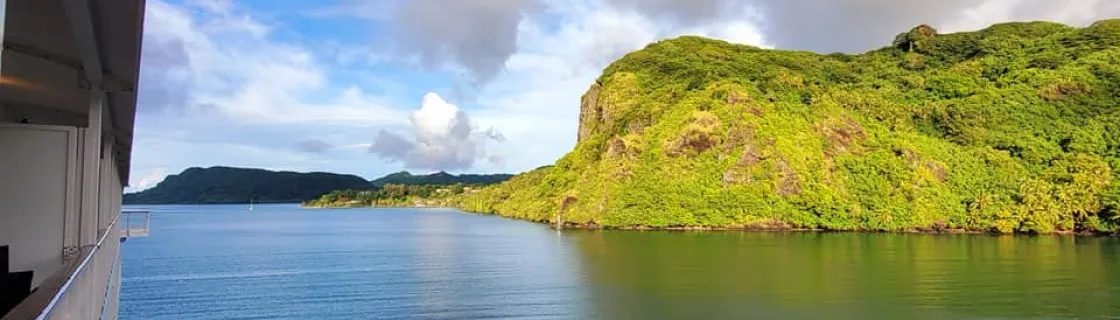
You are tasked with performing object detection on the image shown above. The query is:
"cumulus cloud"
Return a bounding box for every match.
[388,0,542,85]
[296,0,771,174]
[369,93,505,171]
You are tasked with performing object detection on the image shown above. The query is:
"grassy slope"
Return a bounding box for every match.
[457,21,1120,234]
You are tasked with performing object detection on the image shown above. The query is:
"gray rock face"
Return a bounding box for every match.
[577,82,602,143]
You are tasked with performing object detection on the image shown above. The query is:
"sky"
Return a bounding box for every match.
[127,0,1120,191]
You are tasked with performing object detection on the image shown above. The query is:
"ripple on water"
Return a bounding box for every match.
[120,205,1120,320]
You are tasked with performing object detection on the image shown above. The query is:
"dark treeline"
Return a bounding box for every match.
[302,183,485,208]
[123,166,374,204]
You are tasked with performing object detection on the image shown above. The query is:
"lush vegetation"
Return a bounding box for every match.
[123,166,374,204]
[457,20,1120,234]
[302,183,485,208]
[371,171,513,187]
[302,171,513,208]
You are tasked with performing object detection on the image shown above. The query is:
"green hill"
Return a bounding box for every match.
[457,20,1120,234]
[123,166,374,204]
[370,171,513,187]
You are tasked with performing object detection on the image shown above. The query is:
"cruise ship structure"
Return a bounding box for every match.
[1,0,148,319]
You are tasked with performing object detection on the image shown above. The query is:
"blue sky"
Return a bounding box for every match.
[128,0,1118,191]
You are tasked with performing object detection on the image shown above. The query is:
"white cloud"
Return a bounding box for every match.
[943,0,1117,33]
[369,93,505,171]
[126,168,170,193]
[130,0,421,186]
[682,19,770,48]
[140,0,406,126]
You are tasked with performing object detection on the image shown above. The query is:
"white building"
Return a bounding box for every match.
[0,0,147,319]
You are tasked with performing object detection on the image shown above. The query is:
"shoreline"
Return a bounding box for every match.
[459,209,1117,237]
[544,220,1114,236]
[300,204,453,209]
[287,204,1120,237]
[124,202,301,205]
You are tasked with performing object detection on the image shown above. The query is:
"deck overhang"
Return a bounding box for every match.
[1,0,146,185]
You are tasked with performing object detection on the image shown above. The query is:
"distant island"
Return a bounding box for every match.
[123,166,375,204]
[301,184,487,209]
[124,166,514,205]
[302,172,511,208]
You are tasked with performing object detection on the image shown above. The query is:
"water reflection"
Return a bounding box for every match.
[567,231,1120,319]
[119,206,1120,320]
[415,211,455,315]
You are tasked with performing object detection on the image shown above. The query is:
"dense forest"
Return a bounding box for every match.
[302,184,484,208]
[304,171,512,208]
[370,171,513,187]
[123,166,374,204]
[455,20,1120,234]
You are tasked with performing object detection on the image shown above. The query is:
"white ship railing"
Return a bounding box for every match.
[120,210,150,238]
[2,210,136,320]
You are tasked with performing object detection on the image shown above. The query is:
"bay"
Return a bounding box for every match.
[119,204,1120,319]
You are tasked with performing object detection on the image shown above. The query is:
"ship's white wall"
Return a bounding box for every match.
[99,142,113,229]
[63,130,83,251]
[78,93,103,247]
[0,124,79,286]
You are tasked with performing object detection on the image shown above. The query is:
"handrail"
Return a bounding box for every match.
[1,214,120,320]
[34,212,120,320]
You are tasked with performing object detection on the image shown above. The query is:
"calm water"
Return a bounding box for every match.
[120,204,1120,319]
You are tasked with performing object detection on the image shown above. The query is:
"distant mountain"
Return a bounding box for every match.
[370,171,514,187]
[123,166,375,204]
